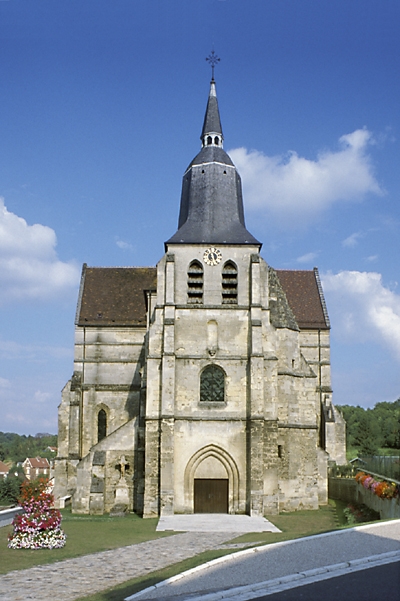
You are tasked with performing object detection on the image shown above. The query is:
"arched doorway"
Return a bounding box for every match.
[184,445,240,514]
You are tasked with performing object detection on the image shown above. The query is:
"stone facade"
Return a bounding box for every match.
[54,78,346,516]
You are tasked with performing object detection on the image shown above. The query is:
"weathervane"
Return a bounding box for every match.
[206,50,220,80]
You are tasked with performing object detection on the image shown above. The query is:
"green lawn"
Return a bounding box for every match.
[346,447,400,461]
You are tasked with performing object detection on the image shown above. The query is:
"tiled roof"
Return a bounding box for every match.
[276,269,330,330]
[77,266,157,326]
[0,460,9,475]
[74,265,329,330]
[24,457,50,469]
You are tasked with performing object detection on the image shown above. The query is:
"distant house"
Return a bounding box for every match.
[0,461,9,480]
[22,457,50,481]
[46,446,57,454]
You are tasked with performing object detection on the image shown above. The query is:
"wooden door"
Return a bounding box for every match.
[194,479,228,513]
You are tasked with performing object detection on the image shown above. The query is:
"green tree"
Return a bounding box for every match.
[0,466,25,505]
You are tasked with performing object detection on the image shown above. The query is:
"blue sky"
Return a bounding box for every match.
[1,0,399,435]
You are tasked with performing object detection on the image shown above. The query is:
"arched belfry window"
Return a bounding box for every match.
[207,135,212,146]
[200,365,225,403]
[187,261,203,304]
[97,409,107,442]
[222,261,238,304]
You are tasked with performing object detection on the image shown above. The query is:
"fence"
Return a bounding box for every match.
[357,456,400,481]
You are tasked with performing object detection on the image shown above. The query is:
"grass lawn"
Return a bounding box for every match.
[346,447,400,461]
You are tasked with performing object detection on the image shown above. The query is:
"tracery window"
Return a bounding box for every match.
[200,365,225,403]
[222,261,238,304]
[97,409,107,442]
[187,261,203,304]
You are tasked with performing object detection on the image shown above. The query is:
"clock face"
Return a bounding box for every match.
[203,247,222,266]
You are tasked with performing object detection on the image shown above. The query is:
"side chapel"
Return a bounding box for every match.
[54,76,346,517]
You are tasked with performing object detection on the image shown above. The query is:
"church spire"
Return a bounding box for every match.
[200,79,223,148]
[166,75,260,247]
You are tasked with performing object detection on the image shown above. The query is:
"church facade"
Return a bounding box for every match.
[54,79,346,517]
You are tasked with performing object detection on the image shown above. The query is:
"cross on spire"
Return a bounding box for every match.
[206,50,220,80]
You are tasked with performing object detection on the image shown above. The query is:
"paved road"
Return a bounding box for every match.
[129,521,400,601]
[253,562,400,601]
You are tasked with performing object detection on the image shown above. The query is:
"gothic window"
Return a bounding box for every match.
[97,409,107,442]
[200,365,225,403]
[187,261,203,304]
[222,261,238,304]
[207,135,212,145]
[214,136,219,145]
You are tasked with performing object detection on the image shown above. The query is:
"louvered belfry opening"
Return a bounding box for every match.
[187,261,204,304]
[222,261,238,304]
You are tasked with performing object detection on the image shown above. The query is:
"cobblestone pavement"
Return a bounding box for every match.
[0,532,236,601]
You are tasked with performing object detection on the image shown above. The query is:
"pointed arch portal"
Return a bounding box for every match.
[184,444,240,514]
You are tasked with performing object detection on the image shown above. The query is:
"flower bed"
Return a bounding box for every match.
[8,478,66,550]
[343,502,379,525]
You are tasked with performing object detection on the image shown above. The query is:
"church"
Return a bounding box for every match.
[54,75,346,517]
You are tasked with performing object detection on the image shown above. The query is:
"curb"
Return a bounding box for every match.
[125,519,400,600]
[185,551,400,601]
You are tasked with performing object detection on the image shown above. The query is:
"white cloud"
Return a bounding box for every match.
[0,337,71,361]
[34,390,53,404]
[0,198,80,304]
[116,238,134,251]
[296,252,318,264]
[0,377,11,388]
[321,270,400,361]
[342,232,363,248]
[229,128,383,225]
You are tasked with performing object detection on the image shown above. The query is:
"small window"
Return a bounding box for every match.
[200,365,225,403]
[207,136,212,145]
[98,409,107,442]
[187,261,203,304]
[214,136,219,145]
[222,261,238,304]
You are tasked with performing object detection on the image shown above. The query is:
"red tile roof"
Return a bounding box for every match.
[24,457,50,469]
[276,269,330,330]
[74,265,329,330]
[0,460,9,475]
[76,266,157,326]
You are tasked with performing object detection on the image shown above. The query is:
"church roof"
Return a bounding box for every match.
[166,79,260,247]
[200,79,223,139]
[75,265,329,330]
[276,268,330,330]
[76,265,157,326]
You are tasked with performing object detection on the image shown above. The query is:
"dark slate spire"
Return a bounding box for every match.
[201,79,223,148]
[166,80,260,247]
